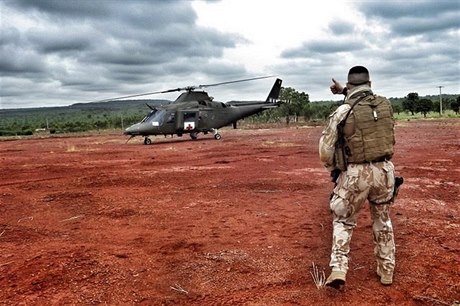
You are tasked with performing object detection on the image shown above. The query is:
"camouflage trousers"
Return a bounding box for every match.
[329,161,396,275]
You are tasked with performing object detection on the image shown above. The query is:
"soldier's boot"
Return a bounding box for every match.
[377,266,393,285]
[325,271,346,289]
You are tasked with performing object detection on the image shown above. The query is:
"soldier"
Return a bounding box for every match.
[319,66,397,288]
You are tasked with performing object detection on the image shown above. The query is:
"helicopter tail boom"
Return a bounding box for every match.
[266,78,282,102]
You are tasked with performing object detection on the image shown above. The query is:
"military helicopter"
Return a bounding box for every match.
[115,76,283,145]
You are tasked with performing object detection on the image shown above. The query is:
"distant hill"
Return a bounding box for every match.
[0,99,171,136]
[1,99,170,114]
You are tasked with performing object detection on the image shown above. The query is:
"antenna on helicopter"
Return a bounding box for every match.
[145,103,157,111]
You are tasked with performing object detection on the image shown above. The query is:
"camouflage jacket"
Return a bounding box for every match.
[319,85,373,171]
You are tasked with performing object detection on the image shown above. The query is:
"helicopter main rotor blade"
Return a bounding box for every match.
[90,75,276,103]
[94,88,183,103]
[197,75,276,89]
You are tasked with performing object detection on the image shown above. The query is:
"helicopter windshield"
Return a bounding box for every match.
[141,110,157,123]
[142,109,168,125]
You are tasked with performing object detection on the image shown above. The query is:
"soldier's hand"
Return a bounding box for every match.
[330,78,345,95]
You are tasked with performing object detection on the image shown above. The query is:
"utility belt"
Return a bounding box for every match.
[348,155,391,165]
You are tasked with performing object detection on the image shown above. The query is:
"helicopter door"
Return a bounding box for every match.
[175,110,199,132]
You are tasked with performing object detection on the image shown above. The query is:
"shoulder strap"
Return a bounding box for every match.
[341,92,373,125]
[336,92,373,162]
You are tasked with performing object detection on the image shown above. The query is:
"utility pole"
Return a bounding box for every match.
[437,86,443,115]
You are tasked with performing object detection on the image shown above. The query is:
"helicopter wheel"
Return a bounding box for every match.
[144,137,152,145]
[214,133,222,140]
[190,132,198,140]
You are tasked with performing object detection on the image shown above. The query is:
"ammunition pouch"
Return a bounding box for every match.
[333,145,347,171]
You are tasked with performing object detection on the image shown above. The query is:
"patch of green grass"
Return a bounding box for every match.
[394,110,459,120]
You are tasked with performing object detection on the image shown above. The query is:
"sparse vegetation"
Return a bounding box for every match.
[310,262,326,289]
[0,92,458,137]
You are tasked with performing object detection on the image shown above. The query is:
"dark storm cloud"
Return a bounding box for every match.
[0,0,245,108]
[355,0,459,96]
[0,28,46,75]
[1,0,458,108]
[281,39,365,58]
[5,0,111,18]
[276,0,459,101]
[357,0,458,19]
[357,0,460,35]
[6,0,237,60]
[28,30,93,54]
[0,50,46,74]
[281,0,459,61]
[5,0,195,27]
[328,21,355,36]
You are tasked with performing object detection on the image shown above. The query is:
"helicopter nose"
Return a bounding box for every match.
[124,123,140,135]
[124,122,154,136]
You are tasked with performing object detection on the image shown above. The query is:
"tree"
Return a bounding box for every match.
[392,104,403,115]
[402,92,418,115]
[279,87,310,125]
[416,99,433,117]
[451,96,460,114]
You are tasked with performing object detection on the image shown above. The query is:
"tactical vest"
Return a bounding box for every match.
[341,92,395,164]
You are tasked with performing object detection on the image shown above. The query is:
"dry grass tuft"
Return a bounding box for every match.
[310,262,326,289]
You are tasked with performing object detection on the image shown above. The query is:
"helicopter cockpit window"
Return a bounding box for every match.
[166,112,175,123]
[183,112,197,120]
[143,109,167,124]
[141,111,156,123]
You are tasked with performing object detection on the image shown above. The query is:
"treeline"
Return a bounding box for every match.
[1,90,459,136]
[0,100,168,136]
[391,93,460,117]
[245,88,460,125]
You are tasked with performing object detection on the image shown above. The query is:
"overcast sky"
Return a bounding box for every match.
[1,0,459,109]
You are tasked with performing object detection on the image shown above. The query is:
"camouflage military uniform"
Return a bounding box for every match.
[319,85,396,280]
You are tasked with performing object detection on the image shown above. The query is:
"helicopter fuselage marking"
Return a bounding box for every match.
[185,122,195,130]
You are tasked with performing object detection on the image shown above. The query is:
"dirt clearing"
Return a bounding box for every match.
[1,119,459,305]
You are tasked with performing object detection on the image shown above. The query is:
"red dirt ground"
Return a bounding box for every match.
[1,119,459,306]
